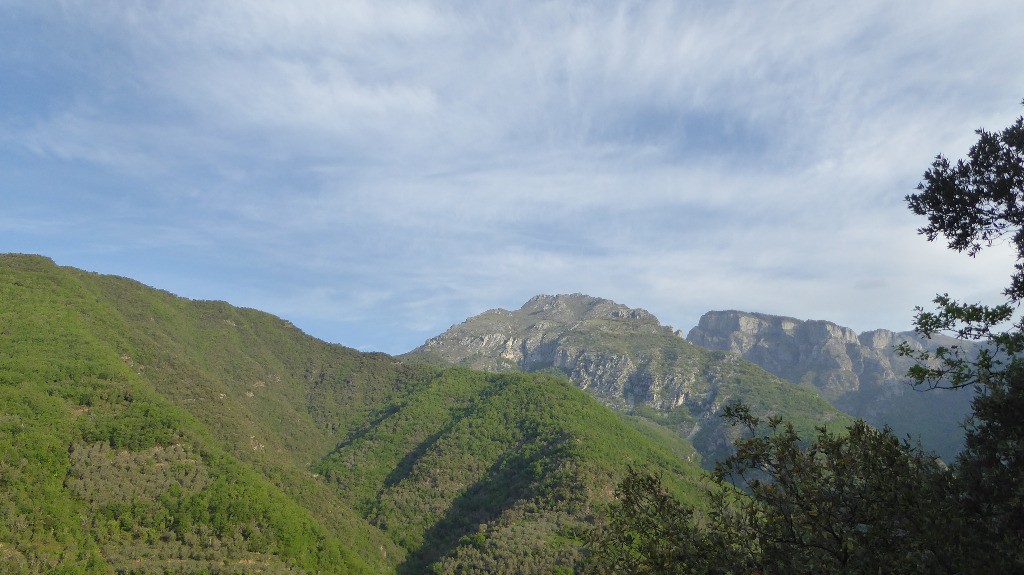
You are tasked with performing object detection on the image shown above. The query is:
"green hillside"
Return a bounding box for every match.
[0,255,706,574]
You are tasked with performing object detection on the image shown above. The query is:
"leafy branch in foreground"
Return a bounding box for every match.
[901,101,1024,571]
[585,468,729,575]
[714,404,956,575]
[899,101,1024,391]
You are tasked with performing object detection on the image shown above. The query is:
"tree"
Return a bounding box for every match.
[900,102,1024,387]
[901,100,1024,572]
[712,404,956,575]
[585,468,735,575]
[588,102,1024,574]
[585,403,956,575]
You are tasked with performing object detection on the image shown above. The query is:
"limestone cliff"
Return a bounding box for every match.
[687,310,975,460]
[404,295,852,465]
[408,295,685,407]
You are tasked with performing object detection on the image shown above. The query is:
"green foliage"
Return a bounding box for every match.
[0,253,711,574]
[686,354,855,465]
[954,364,1024,570]
[712,404,956,574]
[0,255,387,573]
[907,106,1024,297]
[315,368,707,573]
[589,103,1024,575]
[900,104,1024,387]
[587,406,958,574]
[586,469,723,575]
[900,102,1024,572]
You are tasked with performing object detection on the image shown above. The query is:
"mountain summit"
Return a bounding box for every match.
[688,310,915,398]
[409,294,668,389]
[405,294,851,464]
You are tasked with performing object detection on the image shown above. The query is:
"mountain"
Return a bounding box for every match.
[403,294,854,465]
[0,255,706,574]
[687,310,976,460]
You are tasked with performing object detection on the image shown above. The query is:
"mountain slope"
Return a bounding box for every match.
[0,255,706,574]
[317,367,705,574]
[687,310,976,460]
[0,254,397,574]
[403,294,854,464]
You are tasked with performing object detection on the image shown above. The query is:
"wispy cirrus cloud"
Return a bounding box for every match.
[2,1,1023,352]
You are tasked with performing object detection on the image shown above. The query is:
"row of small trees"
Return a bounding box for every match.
[587,103,1024,574]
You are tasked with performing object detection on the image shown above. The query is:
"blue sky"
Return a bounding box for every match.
[3,1,1024,354]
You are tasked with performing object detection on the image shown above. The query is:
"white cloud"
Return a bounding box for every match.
[3,0,1024,352]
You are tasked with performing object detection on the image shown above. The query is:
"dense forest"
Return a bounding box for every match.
[0,252,706,574]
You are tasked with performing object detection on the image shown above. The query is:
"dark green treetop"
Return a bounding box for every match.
[585,403,956,575]
[903,101,1024,572]
[901,101,1024,388]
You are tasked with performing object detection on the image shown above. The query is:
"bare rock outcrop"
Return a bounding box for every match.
[404,295,849,465]
[687,310,975,460]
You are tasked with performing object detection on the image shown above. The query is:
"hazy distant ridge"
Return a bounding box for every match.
[687,310,975,460]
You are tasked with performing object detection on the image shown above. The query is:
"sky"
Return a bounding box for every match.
[3,1,1024,354]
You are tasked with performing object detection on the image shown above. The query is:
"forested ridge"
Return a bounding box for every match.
[0,253,706,574]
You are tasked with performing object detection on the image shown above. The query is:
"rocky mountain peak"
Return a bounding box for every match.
[519,293,660,325]
[409,302,977,464]
[412,294,669,370]
[859,328,899,350]
[690,310,860,352]
[404,296,850,465]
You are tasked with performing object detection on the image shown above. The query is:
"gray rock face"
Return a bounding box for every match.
[411,294,695,409]
[687,310,975,460]
[404,295,849,465]
[687,311,911,399]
